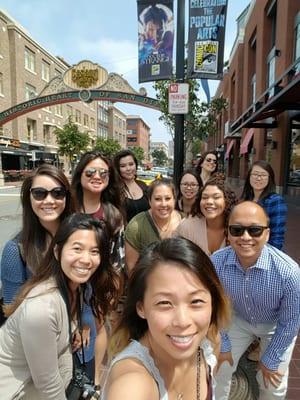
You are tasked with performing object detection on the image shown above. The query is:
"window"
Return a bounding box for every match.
[24,47,36,72]
[128,137,137,143]
[0,72,3,95]
[66,105,73,119]
[127,119,137,126]
[127,129,137,135]
[251,74,256,104]
[75,110,81,124]
[267,51,276,95]
[84,114,89,127]
[27,118,37,142]
[54,104,63,116]
[43,125,51,144]
[25,83,37,100]
[90,117,95,129]
[295,12,300,73]
[42,60,50,82]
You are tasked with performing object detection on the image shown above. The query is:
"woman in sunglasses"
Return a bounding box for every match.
[0,213,118,399]
[176,169,202,216]
[175,179,237,255]
[195,151,219,186]
[71,151,124,382]
[241,160,287,250]
[1,164,74,312]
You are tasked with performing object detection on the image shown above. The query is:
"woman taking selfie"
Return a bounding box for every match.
[0,213,118,399]
[1,164,74,306]
[176,179,237,255]
[103,237,230,400]
[241,160,287,250]
[125,179,182,274]
[114,150,149,222]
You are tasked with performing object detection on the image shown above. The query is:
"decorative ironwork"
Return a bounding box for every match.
[100,73,140,95]
[72,68,99,88]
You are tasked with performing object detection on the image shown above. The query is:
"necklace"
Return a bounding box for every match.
[175,347,201,400]
[151,212,172,233]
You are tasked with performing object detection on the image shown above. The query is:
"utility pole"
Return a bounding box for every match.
[173,0,185,185]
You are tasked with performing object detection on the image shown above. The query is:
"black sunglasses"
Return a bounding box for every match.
[205,157,217,164]
[229,225,269,237]
[30,187,67,201]
[84,168,109,179]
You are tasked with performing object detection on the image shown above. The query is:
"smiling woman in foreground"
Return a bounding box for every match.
[102,237,230,400]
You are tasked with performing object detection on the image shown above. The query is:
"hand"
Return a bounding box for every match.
[216,351,234,373]
[258,362,284,388]
[81,325,91,347]
[72,330,82,352]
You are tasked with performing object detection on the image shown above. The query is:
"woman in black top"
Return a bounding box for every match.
[114,150,149,222]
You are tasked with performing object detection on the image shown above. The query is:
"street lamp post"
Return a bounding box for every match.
[173,0,185,186]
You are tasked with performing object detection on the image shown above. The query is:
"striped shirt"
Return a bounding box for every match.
[211,244,300,370]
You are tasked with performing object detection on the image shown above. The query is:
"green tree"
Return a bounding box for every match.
[94,137,121,158]
[153,78,227,155]
[129,146,145,164]
[152,149,168,166]
[53,117,90,172]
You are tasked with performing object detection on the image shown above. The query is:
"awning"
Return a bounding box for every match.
[225,139,235,160]
[240,128,254,155]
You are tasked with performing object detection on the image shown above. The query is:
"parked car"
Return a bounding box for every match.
[137,170,161,185]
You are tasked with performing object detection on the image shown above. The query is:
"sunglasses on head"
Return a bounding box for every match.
[205,157,217,164]
[229,225,268,237]
[30,187,67,201]
[84,168,109,179]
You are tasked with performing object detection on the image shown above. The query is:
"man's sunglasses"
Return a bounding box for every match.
[30,187,67,201]
[229,225,269,237]
[205,158,217,164]
[84,168,109,179]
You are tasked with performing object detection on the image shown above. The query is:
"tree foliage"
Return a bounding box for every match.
[153,78,227,150]
[152,149,168,166]
[53,118,91,169]
[94,137,122,158]
[129,146,145,164]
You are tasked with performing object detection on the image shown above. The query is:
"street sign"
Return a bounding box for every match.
[168,83,189,114]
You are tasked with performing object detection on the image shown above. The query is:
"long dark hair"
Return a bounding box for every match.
[110,237,230,355]
[20,164,74,270]
[71,150,123,236]
[195,151,218,183]
[191,178,238,229]
[241,160,276,201]
[6,214,119,321]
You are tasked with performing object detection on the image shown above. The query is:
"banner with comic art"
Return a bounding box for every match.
[187,0,228,80]
[137,0,174,83]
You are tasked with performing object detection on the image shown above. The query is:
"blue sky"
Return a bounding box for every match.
[1,0,250,143]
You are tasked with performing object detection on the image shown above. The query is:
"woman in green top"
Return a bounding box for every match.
[125,179,182,274]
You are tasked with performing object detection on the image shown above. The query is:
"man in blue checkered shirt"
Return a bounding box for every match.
[211,201,300,400]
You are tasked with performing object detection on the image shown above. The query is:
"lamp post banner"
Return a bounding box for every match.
[187,0,228,80]
[137,0,174,82]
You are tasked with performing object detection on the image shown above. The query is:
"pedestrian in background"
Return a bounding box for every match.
[103,237,230,400]
[0,214,118,399]
[125,179,182,274]
[212,201,300,400]
[241,160,287,250]
[1,164,74,308]
[113,149,149,223]
[175,169,202,216]
[176,179,237,255]
[195,151,218,186]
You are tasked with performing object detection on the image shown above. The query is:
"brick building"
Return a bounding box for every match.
[126,115,151,161]
[212,0,300,198]
[0,10,98,177]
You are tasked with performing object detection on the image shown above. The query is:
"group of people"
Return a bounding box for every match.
[0,148,298,400]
